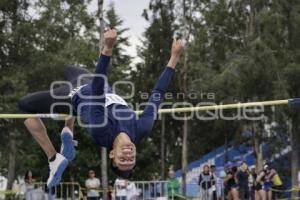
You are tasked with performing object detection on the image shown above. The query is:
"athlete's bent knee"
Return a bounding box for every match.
[18,96,33,113]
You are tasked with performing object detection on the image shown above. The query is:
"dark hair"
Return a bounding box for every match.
[232,166,238,173]
[264,161,272,169]
[24,170,33,183]
[110,161,133,179]
[210,165,216,169]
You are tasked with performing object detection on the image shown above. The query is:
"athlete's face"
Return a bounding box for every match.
[109,142,136,171]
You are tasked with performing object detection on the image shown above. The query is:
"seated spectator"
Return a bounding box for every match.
[85,170,101,200]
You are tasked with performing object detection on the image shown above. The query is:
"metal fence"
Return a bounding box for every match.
[190,178,225,200]
[2,182,81,200]
[132,181,168,200]
[34,182,81,200]
[4,180,169,200]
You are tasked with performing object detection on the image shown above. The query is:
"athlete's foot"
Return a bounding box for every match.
[47,153,68,188]
[60,127,75,161]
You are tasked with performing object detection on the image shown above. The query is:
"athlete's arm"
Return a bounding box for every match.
[91,28,117,97]
[135,39,184,140]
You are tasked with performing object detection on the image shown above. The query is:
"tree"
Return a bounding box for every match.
[278,1,300,197]
[0,0,35,189]
[176,0,194,195]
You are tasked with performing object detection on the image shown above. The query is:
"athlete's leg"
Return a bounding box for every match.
[24,118,56,159]
[64,117,75,132]
[19,86,72,159]
[64,65,91,82]
[19,90,60,159]
[19,85,72,114]
[19,85,73,188]
[60,117,76,161]
[19,90,58,114]
[65,64,113,94]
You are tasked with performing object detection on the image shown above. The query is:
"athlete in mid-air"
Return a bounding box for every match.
[19,29,184,187]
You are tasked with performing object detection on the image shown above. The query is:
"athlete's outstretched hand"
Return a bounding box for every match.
[171,39,184,57]
[102,28,117,56]
[168,39,185,69]
[104,28,117,49]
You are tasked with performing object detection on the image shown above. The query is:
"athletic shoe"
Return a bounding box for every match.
[47,153,68,188]
[60,127,75,161]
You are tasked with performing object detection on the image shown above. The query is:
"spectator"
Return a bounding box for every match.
[126,181,139,200]
[108,180,114,200]
[248,166,256,200]
[199,164,215,200]
[167,169,180,199]
[217,170,226,200]
[272,167,283,199]
[12,176,26,199]
[224,163,239,200]
[114,178,127,200]
[85,170,101,200]
[0,173,8,200]
[24,170,36,200]
[262,164,276,200]
[255,169,265,200]
[236,162,249,200]
[12,179,20,196]
[210,165,218,200]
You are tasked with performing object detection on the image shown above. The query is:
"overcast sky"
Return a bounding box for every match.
[88,0,150,60]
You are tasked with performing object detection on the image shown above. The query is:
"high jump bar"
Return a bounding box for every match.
[0,98,299,119]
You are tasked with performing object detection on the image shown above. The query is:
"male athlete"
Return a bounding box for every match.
[19,29,184,187]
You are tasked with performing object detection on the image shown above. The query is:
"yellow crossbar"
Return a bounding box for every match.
[0,99,290,119]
